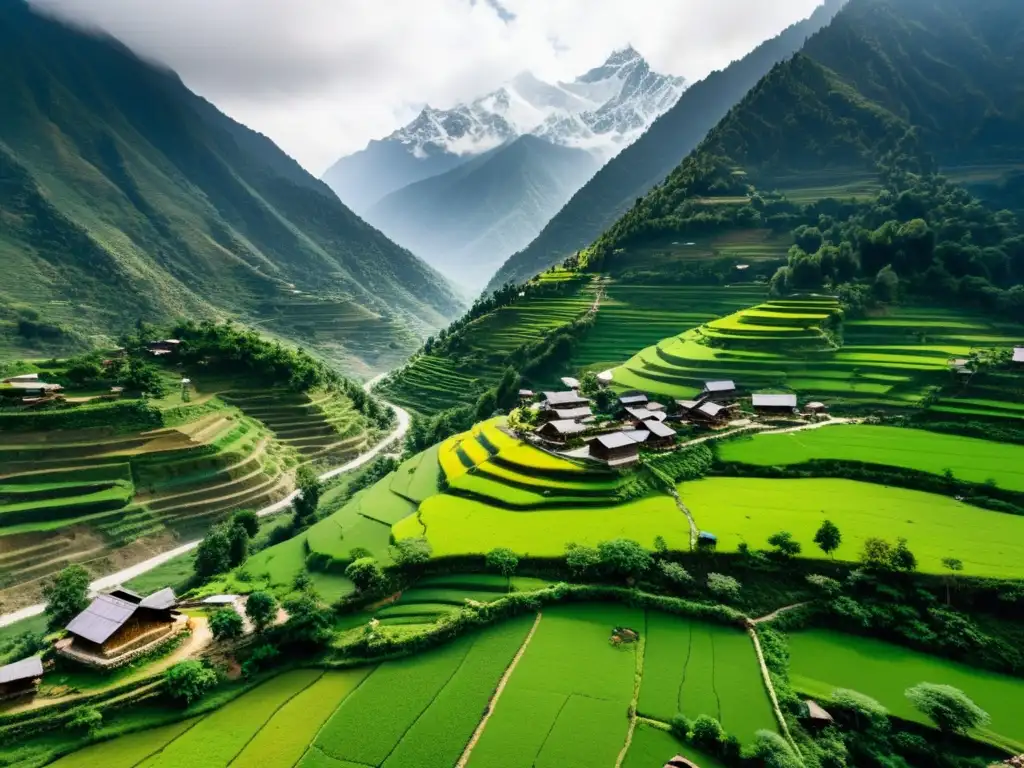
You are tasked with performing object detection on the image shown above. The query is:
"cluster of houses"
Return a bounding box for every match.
[147,339,181,357]
[0,585,187,702]
[0,372,64,407]
[520,374,827,470]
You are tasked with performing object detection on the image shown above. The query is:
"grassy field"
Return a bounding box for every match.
[48,719,201,768]
[718,425,1024,491]
[681,478,1024,578]
[788,629,1024,752]
[638,612,776,743]
[623,722,728,768]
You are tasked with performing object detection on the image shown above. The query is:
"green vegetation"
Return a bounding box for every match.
[681,477,1024,578]
[789,630,1024,752]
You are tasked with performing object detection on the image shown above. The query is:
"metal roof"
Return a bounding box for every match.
[541,419,589,435]
[646,402,666,412]
[201,595,240,605]
[108,586,142,603]
[3,373,39,383]
[140,587,177,610]
[596,432,641,450]
[560,376,581,389]
[518,389,534,396]
[619,394,648,405]
[66,594,138,644]
[543,391,588,406]
[597,370,614,383]
[703,380,736,392]
[805,700,834,721]
[644,421,677,439]
[752,393,797,408]
[0,656,43,684]
[624,430,650,443]
[675,400,702,411]
[552,406,593,420]
[699,402,726,417]
[1014,347,1024,363]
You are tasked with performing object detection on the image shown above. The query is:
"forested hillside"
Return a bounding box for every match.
[484,0,846,292]
[0,0,462,375]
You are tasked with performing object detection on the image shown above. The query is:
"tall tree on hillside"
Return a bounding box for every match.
[486,547,519,593]
[942,558,964,606]
[292,466,322,526]
[42,565,91,631]
[245,591,277,634]
[905,683,989,735]
[814,520,842,559]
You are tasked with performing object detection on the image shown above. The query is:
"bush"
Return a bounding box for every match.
[905,682,990,734]
[707,572,742,603]
[67,706,102,736]
[209,608,244,641]
[345,557,385,592]
[241,643,280,677]
[245,591,277,633]
[42,565,91,631]
[658,561,693,588]
[392,537,433,567]
[806,574,843,597]
[746,730,801,768]
[165,661,218,706]
[565,543,601,576]
[829,688,889,732]
[194,525,232,580]
[597,539,652,580]
[280,595,336,648]
[689,714,726,749]
[231,509,259,538]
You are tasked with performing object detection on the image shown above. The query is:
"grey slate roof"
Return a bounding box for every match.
[543,391,588,407]
[703,380,736,393]
[619,394,649,406]
[752,394,798,408]
[552,406,593,421]
[699,402,726,417]
[140,587,177,610]
[675,400,702,411]
[541,419,589,435]
[560,376,581,389]
[66,594,137,644]
[596,432,641,450]
[0,656,43,684]
[644,421,677,439]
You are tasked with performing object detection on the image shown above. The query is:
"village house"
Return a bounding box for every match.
[546,406,594,422]
[636,419,677,449]
[597,370,614,386]
[674,399,703,417]
[537,419,589,442]
[560,376,581,390]
[542,390,590,410]
[805,401,828,416]
[589,431,646,467]
[689,401,730,426]
[147,339,181,357]
[58,587,184,668]
[1014,347,1024,366]
[702,380,737,399]
[0,656,43,702]
[664,756,700,768]
[2,373,63,397]
[622,406,668,425]
[646,401,667,413]
[518,389,535,402]
[949,358,972,376]
[803,700,835,729]
[752,393,798,415]
[618,393,649,408]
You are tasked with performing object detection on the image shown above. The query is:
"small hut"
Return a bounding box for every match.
[60,588,182,667]
[803,700,834,728]
[518,389,535,402]
[1013,347,1024,366]
[545,405,594,422]
[702,380,737,398]
[0,656,43,701]
[664,756,701,768]
[597,370,614,386]
[637,419,677,449]
[690,401,729,426]
[752,393,798,415]
[590,432,642,467]
[618,393,649,408]
[560,376,581,390]
[697,531,718,550]
[537,420,589,442]
[542,391,589,410]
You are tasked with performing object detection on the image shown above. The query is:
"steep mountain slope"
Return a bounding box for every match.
[364,136,600,289]
[485,0,846,292]
[321,48,685,216]
[0,0,462,375]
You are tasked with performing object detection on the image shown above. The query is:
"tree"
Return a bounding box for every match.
[653,536,668,556]
[891,537,917,572]
[392,537,432,567]
[486,548,519,592]
[830,689,889,732]
[942,557,964,605]
[281,595,336,647]
[68,706,103,736]
[689,715,725,749]
[767,531,802,559]
[596,539,652,581]
[209,608,244,641]
[814,520,842,559]
[747,730,802,768]
[707,573,742,603]
[345,557,384,593]
[194,525,232,580]
[874,264,900,302]
[227,523,250,568]
[806,574,842,597]
[165,661,218,706]
[42,565,91,631]
[565,543,601,577]
[860,537,894,570]
[579,371,600,396]
[659,561,692,589]
[293,465,322,524]
[905,683,989,734]
[231,509,259,538]
[245,591,277,633]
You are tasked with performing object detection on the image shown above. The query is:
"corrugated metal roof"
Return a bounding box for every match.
[201,595,240,605]
[543,391,588,406]
[752,394,797,408]
[140,588,177,610]
[66,594,137,644]
[619,394,648,405]
[541,419,589,435]
[675,400,702,411]
[703,380,736,392]
[552,407,593,420]
[560,377,581,389]
[0,656,43,684]
[596,432,640,449]
[699,402,725,417]
[645,421,677,438]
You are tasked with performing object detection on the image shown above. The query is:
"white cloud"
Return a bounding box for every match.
[28,0,824,174]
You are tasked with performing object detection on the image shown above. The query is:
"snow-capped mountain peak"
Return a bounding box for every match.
[385,47,686,161]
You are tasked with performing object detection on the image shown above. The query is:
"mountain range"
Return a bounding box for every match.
[322,47,686,289]
[485,0,847,292]
[0,0,462,375]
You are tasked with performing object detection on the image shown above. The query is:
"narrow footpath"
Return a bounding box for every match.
[0,377,409,630]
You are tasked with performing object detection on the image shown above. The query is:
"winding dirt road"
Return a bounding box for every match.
[0,377,409,630]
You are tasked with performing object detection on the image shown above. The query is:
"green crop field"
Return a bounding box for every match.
[48,719,200,768]
[718,425,1024,490]
[623,723,727,768]
[681,478,1024,578]
[638,612,776,743]
[789,630,1024,752]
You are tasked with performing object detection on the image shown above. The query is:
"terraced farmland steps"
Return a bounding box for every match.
[0,379,410,630]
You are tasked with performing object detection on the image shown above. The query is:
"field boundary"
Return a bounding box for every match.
[748,626,799,754]
[615,610,648,768]
[454,610,543,768]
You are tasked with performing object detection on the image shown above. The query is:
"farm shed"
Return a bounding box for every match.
[60,588,183,667]
[546,406,594,422]
[664,756,701,768]
[803,699,834,727]
[752,393,798,415]
[697,531,718,549]
[560,376,581,390]
[690,401,729,425]
[590,431,643,467]
[805,402,828,415]
[638,419,677,449]
[623,407,668,424]
[518,389,535,401]
[0,656,43,701]
[2,373,39,383]
[597,370,614,385]
[702,380,737,397]
[619,393,649,407]
[542,390,590,409]
[147,339,181,354]
[538,420,590,442]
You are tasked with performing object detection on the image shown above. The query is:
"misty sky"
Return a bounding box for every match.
[29,0,824,174]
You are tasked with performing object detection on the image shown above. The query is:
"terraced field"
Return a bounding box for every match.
[718,425,1024,491]
[620,229,791,274]
[681,477,1024,579]
[789,630,1024,753]
[379,271,598,416]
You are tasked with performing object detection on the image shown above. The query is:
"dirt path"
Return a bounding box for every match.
[747,626,800,755]
[750,602,811,625]
[455,611,543,768]
[0,378,410,630]
[615,628,647,768]
[666,486,698,550]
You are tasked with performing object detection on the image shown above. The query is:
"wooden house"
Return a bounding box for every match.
[542,391,589,410]
[689,401,729,425]
[537,419,589,442]
[0,656,43,701]
[546,406,593,422]
[62,588,180,664]
[803,700,834,729]
[638,419,677,449]
[597,370,614,386]
[622,406,667,425]
[1014,347,1024,366]
[805,402,828,415]
[560,376,581,390]
[752,393,797,415]
[590,432,643,467]
[702,380,737,398]
[674,399,703,417]
[664,756,701,768]
[618,393,649,408]
[518,389,535,402]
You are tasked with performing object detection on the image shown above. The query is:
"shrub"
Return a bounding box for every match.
[280,595,336,648]
[658,561,693,588]
[392,537,432,567]
[209,608,244,642]
[707,572,742,603]
[345,557,384,592]
[231,509,259,538]
[165,661,218,706]
[746,730,801,768]
[194,525,232,580]
[241,643,280,677]
[806,574,843,597]
[42,565,90,631]
[245,591,277,633]
[767,531,801,559]
[689,714,725,749]
[565,543,601,576]
[829,688,889,732]
[67,706,102,736]
[905,683,990,734]
[597,539,652,580]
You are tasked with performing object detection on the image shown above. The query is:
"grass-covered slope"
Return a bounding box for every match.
[0,0,461,373]
[485,0,846,292]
